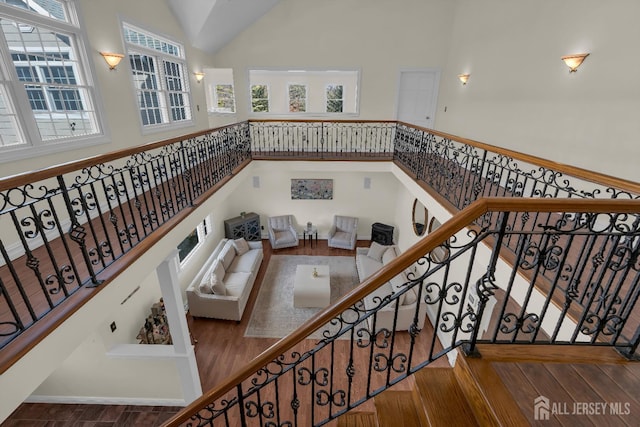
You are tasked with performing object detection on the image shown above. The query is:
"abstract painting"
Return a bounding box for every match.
[291,179,333,200]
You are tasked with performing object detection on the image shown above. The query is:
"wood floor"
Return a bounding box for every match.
[5,240,640,426]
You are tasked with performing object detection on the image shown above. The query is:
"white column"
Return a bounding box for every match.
[156,250,203,404]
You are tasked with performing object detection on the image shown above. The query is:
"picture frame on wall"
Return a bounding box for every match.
[291,179,333,200]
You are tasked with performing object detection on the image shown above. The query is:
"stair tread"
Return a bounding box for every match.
[415,368,479,427]
[374,390,423,427]
[337,412,378,427]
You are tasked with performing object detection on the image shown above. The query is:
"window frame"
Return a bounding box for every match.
[0,0,109,162]
[122,22,193,134]
[211,83,236,114]
[178,216,212,268]
[325,84,344,113]
[247,68,360,118]
[287,83,307,113]
[250,84,270,113]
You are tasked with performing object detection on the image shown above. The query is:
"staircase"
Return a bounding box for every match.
[338,345,639,426]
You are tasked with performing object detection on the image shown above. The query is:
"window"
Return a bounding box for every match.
[326,84,343,113]
[0,0,104,154]
[203,68,235,114]
[288,84,306,112]
[177,217,211,265]
[249,69,359,116]
[214,84,235,113]
[123,23,192,129]
[251,84,269,112]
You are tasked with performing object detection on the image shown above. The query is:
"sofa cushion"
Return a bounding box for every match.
[219,241,236,270]
[273,230,297,245]
[228,248,261,273]
[367,241,387,262]
[382,246,397,265]
[209,273,226,295]
[224,272,251,297]
[357,254,382,280]
[363,281,395,310]
[390,272,412,306]
[233,238,250,256]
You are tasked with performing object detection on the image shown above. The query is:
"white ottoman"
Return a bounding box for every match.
[293,265,330,308]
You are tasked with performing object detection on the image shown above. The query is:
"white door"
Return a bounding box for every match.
[396,69,440,129]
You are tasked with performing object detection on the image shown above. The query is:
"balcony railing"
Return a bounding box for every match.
[0,119,638,416]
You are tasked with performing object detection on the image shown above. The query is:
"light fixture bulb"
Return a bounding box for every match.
[458,73,470,85]
[194,72,205,83]
[561,53,589,73]
[100,52,124,70]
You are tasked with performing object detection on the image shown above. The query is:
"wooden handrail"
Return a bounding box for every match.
[163,197,640,427]
[396,121,640,195]
[0,122,246,192]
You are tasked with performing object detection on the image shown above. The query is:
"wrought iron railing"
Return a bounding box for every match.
[0,119,639,419]
[249,120,396,158]
[164,198,640,426]
[393,122,640,208]
[0,122,250,355]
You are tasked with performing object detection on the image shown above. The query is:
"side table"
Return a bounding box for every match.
[303,227,318,248]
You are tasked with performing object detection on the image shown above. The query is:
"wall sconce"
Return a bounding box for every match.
[100,52,124,70]
[458,74,470,85]
[561,53,589,73]
[194,72,205,83]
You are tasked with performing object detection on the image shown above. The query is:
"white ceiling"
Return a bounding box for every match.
[167,0,281,54]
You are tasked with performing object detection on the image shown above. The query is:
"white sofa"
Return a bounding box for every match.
[356,242,427,332]
[186,238,263,321]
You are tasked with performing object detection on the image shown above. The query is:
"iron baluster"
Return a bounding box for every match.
[56,175,102,286]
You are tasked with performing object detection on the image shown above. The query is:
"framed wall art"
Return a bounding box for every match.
[291,179,333,200]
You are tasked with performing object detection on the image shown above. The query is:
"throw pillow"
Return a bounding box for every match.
[219,241,236,270]
[212,259,225,281]
[233,238,250,256]
[381,246,397,265]
[367,241,387,262]
[404,288,418,305]
[209,273,226,295]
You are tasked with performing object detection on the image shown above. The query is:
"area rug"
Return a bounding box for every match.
[244,255,362,340]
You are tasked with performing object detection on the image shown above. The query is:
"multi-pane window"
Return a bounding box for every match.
[0,0,102,150]
[326,84,343,113]
[213,84,235,113]
[123,23,192,128]
[288,84,306,112]
[177,217,211,265]
[251,84,269,112]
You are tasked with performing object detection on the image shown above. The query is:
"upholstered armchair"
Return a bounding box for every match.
[268,215,299,249]
[328,215,358,250]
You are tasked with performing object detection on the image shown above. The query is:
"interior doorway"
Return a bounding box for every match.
[396,69,440,129]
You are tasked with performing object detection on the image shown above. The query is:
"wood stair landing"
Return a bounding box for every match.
[414,368,479,426]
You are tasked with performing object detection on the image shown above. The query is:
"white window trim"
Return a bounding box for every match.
[0,0,110,163]
[121,21,194,135]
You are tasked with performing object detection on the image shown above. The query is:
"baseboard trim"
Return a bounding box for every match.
[25,394,187,407]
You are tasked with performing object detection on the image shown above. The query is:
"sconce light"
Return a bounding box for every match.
[458,73,470,85]
[100,52,124,70]
[194,72,205,83]
[561,53,589,73]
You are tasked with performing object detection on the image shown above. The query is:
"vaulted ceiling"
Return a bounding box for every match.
[167,0,281,54]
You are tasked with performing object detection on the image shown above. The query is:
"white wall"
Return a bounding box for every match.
[221,161,400,239]
[436,0,640,182]
[210,0,456,124]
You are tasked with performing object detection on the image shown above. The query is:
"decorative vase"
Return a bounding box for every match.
[307,221,312,231]
[312,268,318,278]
